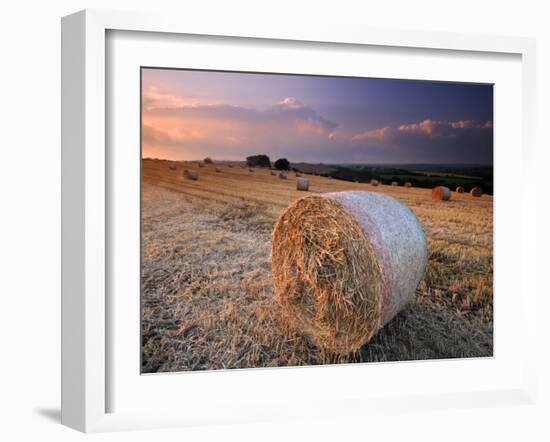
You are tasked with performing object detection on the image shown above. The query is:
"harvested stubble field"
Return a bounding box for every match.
[141,158,493,373]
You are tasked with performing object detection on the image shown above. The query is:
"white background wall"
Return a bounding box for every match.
[0,1,547,441]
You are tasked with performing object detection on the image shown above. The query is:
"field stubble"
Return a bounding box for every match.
[141,159,493,372]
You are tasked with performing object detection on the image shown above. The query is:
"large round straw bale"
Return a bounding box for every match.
[391,181,398,186]
[183,169,198,180]
[370,179,379,186]
[455,186,464,193]
[404,182,412,188]
[296,177,309,191]
[279,172,287,179]
[432,186,451,201]
[470,187,483,197]
[215,167,222,173]
[271,191,428,354]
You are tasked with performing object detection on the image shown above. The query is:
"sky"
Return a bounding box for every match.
[142,68,493,165]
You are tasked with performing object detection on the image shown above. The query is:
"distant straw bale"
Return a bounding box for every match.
[296,177,309,191]
[432,186,451,201]
[279,172,287,179]
[456,186,464,193]
[198,163,204,168]
[270,171,277,176]
[271,191,428,354]
[470,187,483,197]
[183,169,198,180]
[404,182,412,188]
[249,168,254,172]
[391,181,398,186]
[215,167,222,173]
[168,164,177,171]
[370,179,379,186]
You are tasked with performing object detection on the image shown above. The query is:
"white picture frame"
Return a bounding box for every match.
[61,9,537,433]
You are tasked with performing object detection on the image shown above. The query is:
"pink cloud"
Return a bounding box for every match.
[397,119,492,138]
[352,127,392,141]
[279,97,304,109]
[354,118,493,142]
[398,119,439,136]
[142,86,221,111]
[142,96,338,159]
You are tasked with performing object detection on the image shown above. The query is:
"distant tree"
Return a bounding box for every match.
[204,157,213,164]
[274,158,290,170]
[246,154,271,168]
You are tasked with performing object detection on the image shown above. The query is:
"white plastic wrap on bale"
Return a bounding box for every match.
[325,191,428,325]
[296,177,309,191]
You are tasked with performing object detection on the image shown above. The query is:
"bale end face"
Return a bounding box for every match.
[432,186,451,201]
[456,186,464,193]
[391,181,398,186]
[370,179,379,186]
[404,182,412,188]
[470,187,483,197]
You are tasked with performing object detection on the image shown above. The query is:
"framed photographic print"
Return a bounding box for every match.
[61,9,537,433]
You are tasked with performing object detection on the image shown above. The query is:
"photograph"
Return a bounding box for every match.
[140,67,494,373]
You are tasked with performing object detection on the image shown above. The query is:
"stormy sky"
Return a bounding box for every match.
[142,68,493,165]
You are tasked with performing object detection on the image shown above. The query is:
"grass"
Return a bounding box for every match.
[141,158,493,372]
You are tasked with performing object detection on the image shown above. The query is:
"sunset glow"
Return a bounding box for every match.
[142,68,493,164]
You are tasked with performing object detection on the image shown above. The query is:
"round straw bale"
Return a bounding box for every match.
[296,177,309,191]
[295,172,302,177]
[228,164,234,168]
[270,171,277,176]
[404,182,412,188]
[215,167,222,173]
[391,181,398,186]
[431,186,451,201]
[455,186,464,193]
[271,191,428,354]
[279,172,287,179]
[183,169,198,180]
[169,164,177,171]
[470,187,483,197]
[370,179,379,186]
